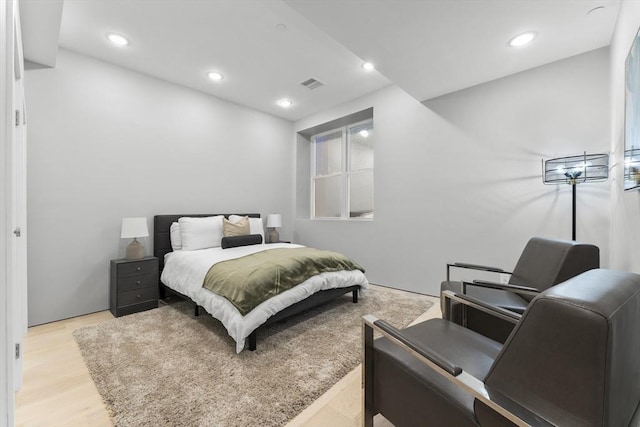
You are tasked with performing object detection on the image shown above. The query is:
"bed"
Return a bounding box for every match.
[154,214,369,352]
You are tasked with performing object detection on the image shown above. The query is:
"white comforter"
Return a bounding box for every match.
[161,243,369,353]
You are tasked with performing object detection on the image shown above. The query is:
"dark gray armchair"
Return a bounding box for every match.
[441,237,599,342]
[364,269,640,427]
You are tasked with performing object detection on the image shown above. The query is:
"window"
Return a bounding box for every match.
[311,120,373,219]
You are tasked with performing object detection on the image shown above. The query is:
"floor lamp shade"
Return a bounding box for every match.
[121,217,149,260]
[543,152,609,240]
[266,214,282,243]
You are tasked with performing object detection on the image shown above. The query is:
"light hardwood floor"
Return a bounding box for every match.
[15,291,441,427]
[16,311,114,427]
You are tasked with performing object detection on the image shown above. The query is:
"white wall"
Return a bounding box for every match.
[25,49,294,325]
[294,48,611,296]
[610,1,640,273]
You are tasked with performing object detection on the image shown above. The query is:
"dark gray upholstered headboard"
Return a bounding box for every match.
[153,213,261,272]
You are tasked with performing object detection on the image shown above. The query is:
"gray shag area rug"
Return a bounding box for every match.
[73,285,433,427]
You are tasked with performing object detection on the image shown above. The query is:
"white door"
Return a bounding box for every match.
[12,2,27,390]
[1,1,27,425]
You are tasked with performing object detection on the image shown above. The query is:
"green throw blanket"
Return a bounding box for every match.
[203,247,365,315]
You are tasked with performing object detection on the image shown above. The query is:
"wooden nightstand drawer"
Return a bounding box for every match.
[118,259,157,278]
[110,256,159,317]
[118,287,158,306]
[117,274,157,293]
[115,300,158,317]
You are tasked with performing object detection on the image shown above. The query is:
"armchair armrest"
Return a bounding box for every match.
[442,290,522,325]
[362,314,548,427]
[373,318,462,376]
[466,280,539,296]
[446,262,512,281]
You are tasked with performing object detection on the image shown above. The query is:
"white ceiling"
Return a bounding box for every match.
[20,0,621,121]
[56,0,391,122]
[286,0,621,101]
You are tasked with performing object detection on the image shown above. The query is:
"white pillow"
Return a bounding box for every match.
[178,215,224,251]
[170,222,182,251]
[229,215,265,243]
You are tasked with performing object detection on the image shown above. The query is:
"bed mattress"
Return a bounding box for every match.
[161,243,369,352]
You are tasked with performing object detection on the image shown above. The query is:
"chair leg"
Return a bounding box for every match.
[194,304,200,317]
[353,289,359,303]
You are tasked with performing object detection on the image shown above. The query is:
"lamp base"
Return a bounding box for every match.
[267,228,279,243]
[126,238,145,260]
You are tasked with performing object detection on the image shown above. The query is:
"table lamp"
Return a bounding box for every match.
[266,214,282,243]
[121,217,148,260]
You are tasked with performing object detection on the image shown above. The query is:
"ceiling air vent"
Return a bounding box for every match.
[300,77,324,90]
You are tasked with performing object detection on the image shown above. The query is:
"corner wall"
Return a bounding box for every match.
[610,1,640,273]
[294,48,611,296]
[25,49,294,325]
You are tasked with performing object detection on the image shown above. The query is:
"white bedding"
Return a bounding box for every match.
[161,243,369,353]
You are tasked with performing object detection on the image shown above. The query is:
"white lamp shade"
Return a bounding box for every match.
[266,214,282,228]
[121,217,149,238]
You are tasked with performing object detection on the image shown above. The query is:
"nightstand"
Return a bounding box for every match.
[110,256,159,317]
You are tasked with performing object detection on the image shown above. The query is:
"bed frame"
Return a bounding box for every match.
[153,214,360,351]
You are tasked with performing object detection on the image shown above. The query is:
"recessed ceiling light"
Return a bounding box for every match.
[362,62,375,71]
[207,71,224,81]
[105,32,130,47]
[276,23,288,32]
[508,32,537,47]
[277,98,293,108]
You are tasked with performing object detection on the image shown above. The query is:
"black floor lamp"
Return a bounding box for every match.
[543,152,609,241]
